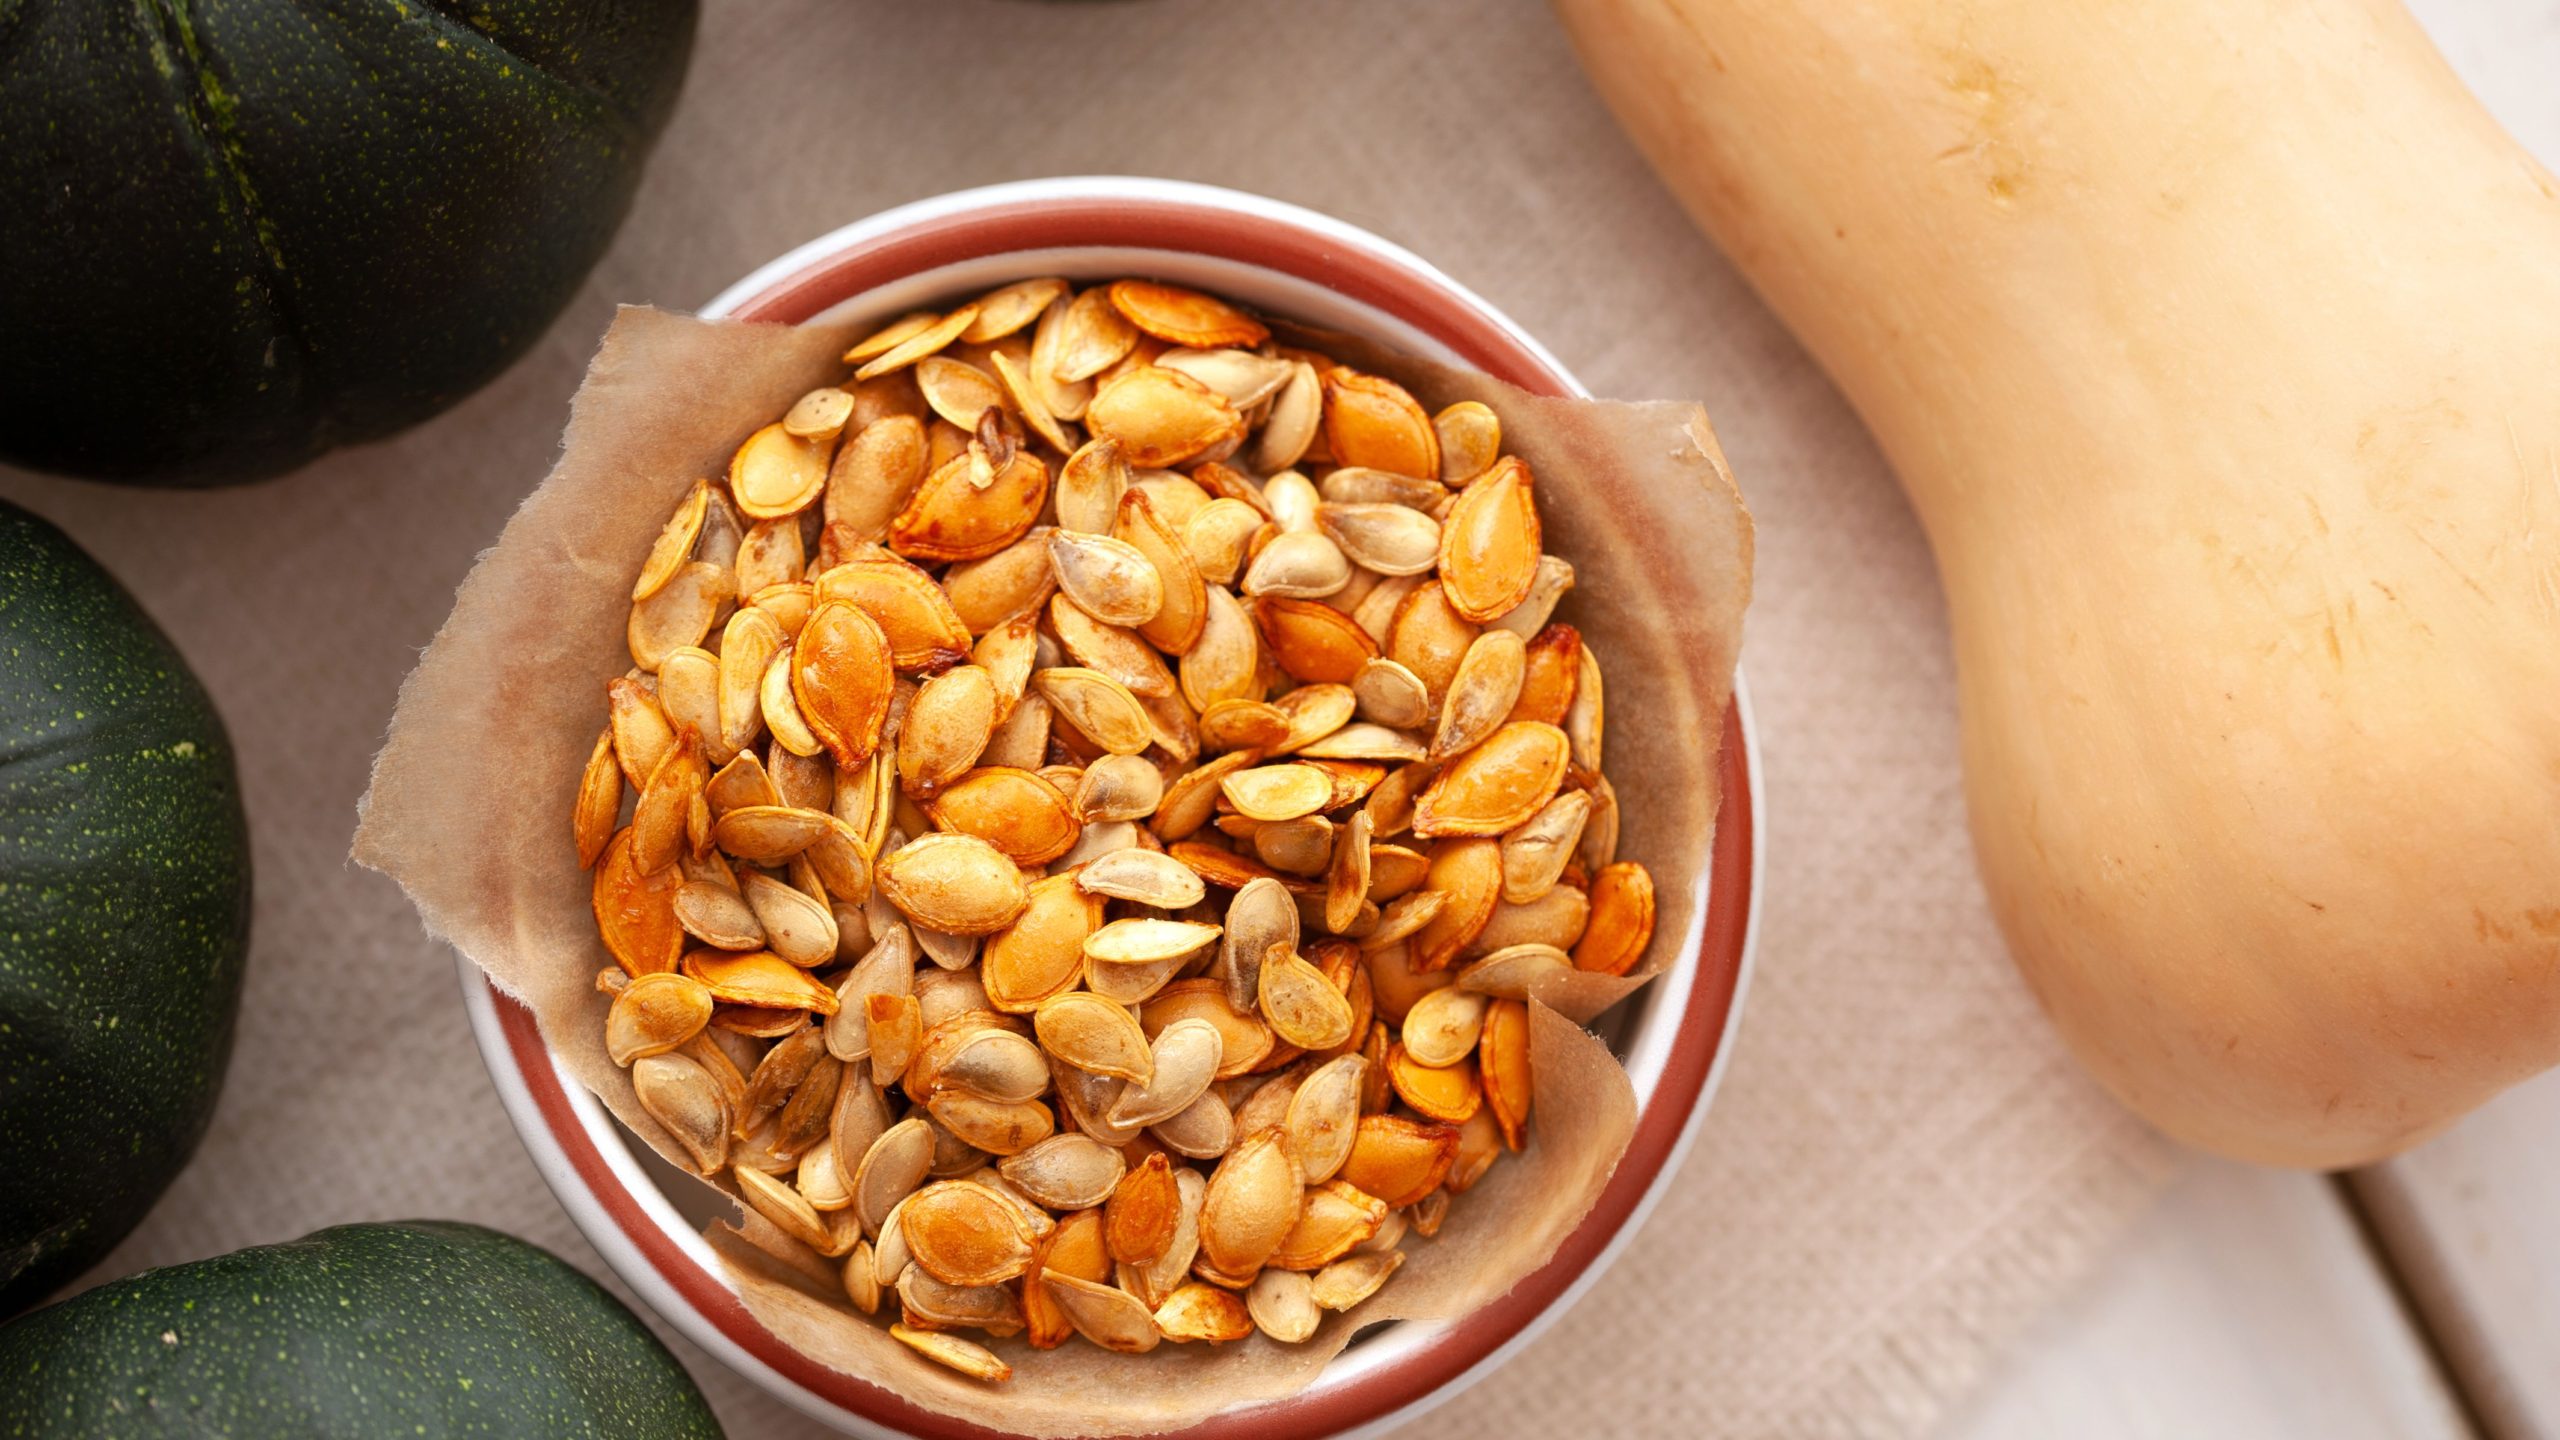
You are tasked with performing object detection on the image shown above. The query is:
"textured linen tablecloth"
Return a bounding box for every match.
[0,2,2179,1434]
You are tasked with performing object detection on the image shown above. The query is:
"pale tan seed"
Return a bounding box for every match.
[606,680,677,790]
[1248,1268,1322,1343]
[1072,752,1164,823]
[657,649,728,766]
[981,690,1052,772]
[717,608,784,755]
[1310,1249,1404,1311]
[1150,1088,1238,1161]
[1285,1055,1369,1185]
[606,972,714,1067]
[1456,943,1574,999]
[713,804,831,864]
[634,480,711,603]
[1294,723,1427,764]
[941,1029,1051,1104]
[842,1241,882,1313]
[1052,287,1139,383]
[997,1134,1126,1211]
[1501,789,1592,903]
[1327,810,1375,934]
[1034,666,1153,756]
[742,860,839,963]
[1351,658,1430,732]
[1085,917,1222,967]
[1046,597,1177,701]
[1317,502,1442,577]
[962,277,1069,342]
[1106,1018,1223,1128]
[1218,876,1298,1014]
[1242,531,1351,600]
[1567,644,1605,773]
[628,562,724,672]
[914,355,1005,432]
[733,517,805,601]
[823,925,915,1061]
[733,1163,835,1254]
[1076,849,1207,910]
[1486,553,1577,639]
[1261,945,1357,1051]
[1221,764,1332,822]
[1434,400,1502,484]
[1157,347,1293,408]
[633,1052,730,1174]
[675,880,765,950]
[1320,466,1446,511]
[1402,987,1490,1067]
[784,386,855,442]
[1040,1270,1160,1354]
[1253,362,1323,472]
[853,1117,936,1236]
[1029,293,1096,422]
[1432,629,1528,763]
[1048,532,1165,627]
[1180,498,1264,585]
[1581,773,1621,872]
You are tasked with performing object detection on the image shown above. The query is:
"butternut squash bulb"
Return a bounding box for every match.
[1554,0,2560,1166]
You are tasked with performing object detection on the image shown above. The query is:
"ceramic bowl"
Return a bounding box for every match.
[463,175,1761,1440]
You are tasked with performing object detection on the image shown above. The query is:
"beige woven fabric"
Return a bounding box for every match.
[0,1,2177,1435]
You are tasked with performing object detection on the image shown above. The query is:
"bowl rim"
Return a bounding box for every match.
[464,176,1763,1440]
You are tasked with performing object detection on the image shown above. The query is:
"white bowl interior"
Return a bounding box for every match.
[469,179,1759,1439]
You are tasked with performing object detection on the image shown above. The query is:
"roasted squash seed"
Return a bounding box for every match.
[571,274,1673,1376]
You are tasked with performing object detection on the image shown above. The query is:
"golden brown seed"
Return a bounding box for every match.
[1270,1181,1390,1272]
[1109,279,1270,348]
[898,664,997,798]
[1220,763,1332,822]
[826,415,929,544]
[1182,498,1265,585]
[1261,944,1357,1051]
[1439,456,1543,621]
[925,766,1083,867]
[1501,789,1592,903]
[574,729,622,870]
[1387,1043,1482,1124]
[1322,370,1438,479]
[1573,861,1656,977]
[889,1323,1012,1383]
[1480,996,1534,1149]
[1255,596,1380,684]
[1106,1152,1181,1265]
[1413,721,1570,837]
[1034,991,1155,1083]
[594,828,686,976]
[1085,367,1245,469]
[728,423,832,519]
[900,1181,1039,1286]
[983,874,1104,1013]
[1072,752,1164,823]
[913,355,1004,431]
[1337,1115,1459,1207]
[1046,595,1177,700]
[1138,981,1277,1080]
[962,277,1069,343]
[1198,1128,1302,1280]
[876,832,1031,935]
[924,1091,1054,1157]
[889,448,1049,563]
[1434,400,1502,484]
[633,479,711,603]
[852,305,977,381]
[1155,1281,1255,1344]
[791,602,896,766]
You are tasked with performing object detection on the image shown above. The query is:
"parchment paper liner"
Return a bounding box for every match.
[356,304,1750,1436]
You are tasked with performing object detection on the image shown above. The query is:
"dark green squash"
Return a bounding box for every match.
[0,501,252,1316]
[0,1220,727,1436]
[0,0,698,487]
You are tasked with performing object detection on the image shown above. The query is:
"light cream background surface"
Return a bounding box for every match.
[0,2,2192,1435]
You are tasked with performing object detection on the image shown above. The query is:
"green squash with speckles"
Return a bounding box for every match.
[0,1220,726,1436]
[0,501,252,1317]
[0,0,697,486]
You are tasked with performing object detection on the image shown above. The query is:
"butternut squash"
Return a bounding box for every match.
[1555,0,2560,1166]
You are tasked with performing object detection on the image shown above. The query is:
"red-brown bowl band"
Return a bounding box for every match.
[491,190,1756,1439]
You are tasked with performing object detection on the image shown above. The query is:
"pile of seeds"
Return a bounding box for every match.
[578,277,1658,1381]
